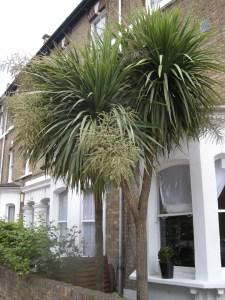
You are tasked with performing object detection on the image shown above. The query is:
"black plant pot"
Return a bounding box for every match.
[159,262,174,279]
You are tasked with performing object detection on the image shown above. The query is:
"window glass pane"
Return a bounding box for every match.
[160,216,195,267]
[158,165,192,214]
[92,15,106,37]
[218,213,225,266]
[218,187,225,210]
[58,191,68,221]
[83,192,95,220]
[83,222,95,257]
[8,205,15,222]
[215,159,225,209]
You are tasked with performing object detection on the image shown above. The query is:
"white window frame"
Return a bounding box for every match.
[159,0,173,8]
[81,191,95,257]
[157,163,195,276]
[91,10,106,38]
[58,190,68,239]
[147,0,173,10]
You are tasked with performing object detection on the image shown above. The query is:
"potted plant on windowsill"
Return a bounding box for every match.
[158,246,174,279]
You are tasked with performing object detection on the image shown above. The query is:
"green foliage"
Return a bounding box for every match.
[0,221,80,275]
[158,246,174,264]
[118,9,224,155]
[9,30,155,192]
[8,10,224,190]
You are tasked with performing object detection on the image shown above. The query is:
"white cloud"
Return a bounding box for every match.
[0,0,81,94]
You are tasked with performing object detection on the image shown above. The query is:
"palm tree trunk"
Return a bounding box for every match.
[136,213,148,300]
[122,166,152,300]
[136,167,152,300]
[94,191,104,291]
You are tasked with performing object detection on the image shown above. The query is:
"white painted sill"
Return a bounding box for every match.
[130,271,225,289]
[160,0,176,9]
[18,172,33,179]
[0,125,14,140]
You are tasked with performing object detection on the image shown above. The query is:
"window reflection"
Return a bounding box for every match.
[160,216,195,267]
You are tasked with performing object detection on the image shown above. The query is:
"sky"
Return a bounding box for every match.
[0,0,81,95]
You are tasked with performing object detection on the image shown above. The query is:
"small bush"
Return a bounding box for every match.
[0,221,80,275]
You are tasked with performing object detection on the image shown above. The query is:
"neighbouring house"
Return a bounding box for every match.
[1,1,225,300]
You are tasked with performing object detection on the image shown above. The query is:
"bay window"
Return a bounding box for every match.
[82,192,95,257]
[158,164,195,267]
[215,158,225,267]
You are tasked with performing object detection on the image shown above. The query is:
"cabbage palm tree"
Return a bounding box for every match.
[9,31,154,292]
[116,9,224,300]
[9,10,223,300]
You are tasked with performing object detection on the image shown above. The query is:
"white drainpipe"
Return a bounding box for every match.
[118,0,123,294]
[118,188,123,295]
[118,0,122,25]
[0,111,8,183]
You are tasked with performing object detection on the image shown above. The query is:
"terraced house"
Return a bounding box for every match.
[1,0,225,299]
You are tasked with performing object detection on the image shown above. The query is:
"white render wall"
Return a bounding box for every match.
[22,175,82,231]
[0,188,20,221]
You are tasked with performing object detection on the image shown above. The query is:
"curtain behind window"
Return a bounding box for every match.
[158,165,192,213]
[215,159,225,197]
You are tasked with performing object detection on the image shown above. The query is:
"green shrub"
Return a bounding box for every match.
[0,221,80,275]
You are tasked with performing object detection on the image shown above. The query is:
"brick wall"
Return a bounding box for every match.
[0,266,123,300]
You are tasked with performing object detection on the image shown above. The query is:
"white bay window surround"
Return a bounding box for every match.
[189,141,222,282]
[82,192,95,257]
[144,138,225,296]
